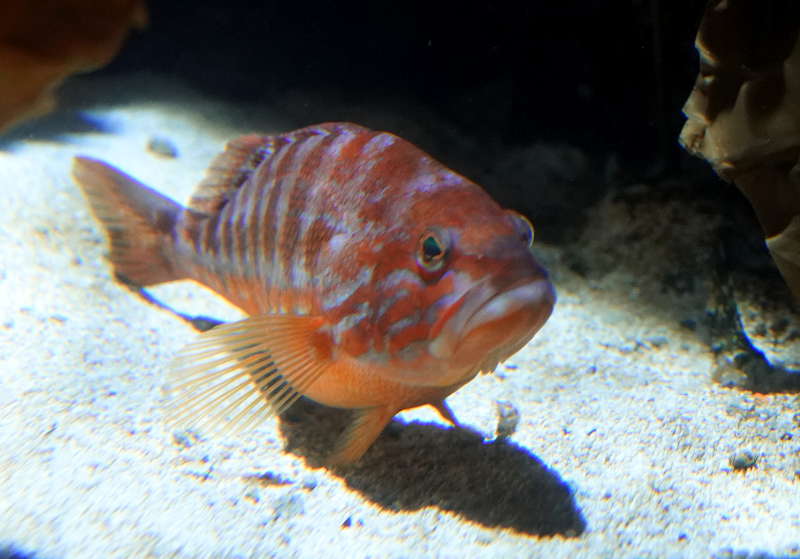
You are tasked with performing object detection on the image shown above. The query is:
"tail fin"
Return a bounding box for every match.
[72,156,186,287]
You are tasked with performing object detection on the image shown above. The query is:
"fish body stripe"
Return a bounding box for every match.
[286,132,346,295]
[251,159,272,285]
[257,138,295,298]
[281,132,340,290]
[270,134,319,289]
[219,193,236,276]
[268,139,302,291]
[235,176,258,277]
[321,266,374,313]
[246,173,264,280]
[187,126,431,323]
[188,127,384,316]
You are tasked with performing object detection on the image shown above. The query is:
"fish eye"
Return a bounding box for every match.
[417,228,448,271]
[508,210,535,248]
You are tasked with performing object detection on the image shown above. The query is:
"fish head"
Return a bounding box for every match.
[355,173,556,388]
[426,212,555,381]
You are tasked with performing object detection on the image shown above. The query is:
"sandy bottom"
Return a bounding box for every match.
[1,74,798,559]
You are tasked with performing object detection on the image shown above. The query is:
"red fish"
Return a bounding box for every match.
[72,122,555,465]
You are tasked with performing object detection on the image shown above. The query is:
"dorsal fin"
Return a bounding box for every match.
[187,123,373,217]
[187,134,273,216]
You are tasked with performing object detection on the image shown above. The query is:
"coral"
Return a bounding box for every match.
[680,0,800,298]
[0,0,146,132]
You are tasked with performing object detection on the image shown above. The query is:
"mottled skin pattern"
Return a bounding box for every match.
[73,122,555,464]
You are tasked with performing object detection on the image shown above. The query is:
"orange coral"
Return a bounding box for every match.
[0,0,147,132]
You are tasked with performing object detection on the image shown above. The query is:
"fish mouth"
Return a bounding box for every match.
[429,277,556,367]
[462,279,554,338]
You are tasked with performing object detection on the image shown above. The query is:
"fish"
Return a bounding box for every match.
[72,122,556,465]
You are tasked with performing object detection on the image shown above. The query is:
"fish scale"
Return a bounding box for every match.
[72,122,555,465]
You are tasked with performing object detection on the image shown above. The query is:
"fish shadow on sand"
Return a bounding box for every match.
[140,291,585,537]
[278,399,586,538]
[0,544,40,559]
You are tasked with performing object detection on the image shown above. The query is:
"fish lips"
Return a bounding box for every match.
[429,277,556,368]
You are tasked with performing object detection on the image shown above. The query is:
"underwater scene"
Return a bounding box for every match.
[1,1,799,558]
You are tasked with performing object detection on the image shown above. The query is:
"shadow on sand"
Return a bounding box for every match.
[133,287,586,537]
[0,544,40,559]
[278,398,586,537]
[0,110,113,150]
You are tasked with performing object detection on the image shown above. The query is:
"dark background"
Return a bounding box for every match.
[102,2,706,162]
[96,0,717,238]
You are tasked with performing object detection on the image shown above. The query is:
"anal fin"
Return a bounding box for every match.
[327,406,395,466]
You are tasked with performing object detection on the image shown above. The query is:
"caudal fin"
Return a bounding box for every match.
[72,156,186,286]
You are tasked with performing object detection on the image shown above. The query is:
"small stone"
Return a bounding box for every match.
[273,492,305,519]
[186,468,213,481]
[245,471,293,487]
[172,429,201,449]
[475,532,494,545]
[189,315,223,332]
[713,364,749,388]
[648,335,669,348]
[729,450,757,471]
[301,475,318,491]
[495,400,520,439]
[147,136,178,158]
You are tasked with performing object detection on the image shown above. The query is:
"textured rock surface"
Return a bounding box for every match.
[680,0,800,298]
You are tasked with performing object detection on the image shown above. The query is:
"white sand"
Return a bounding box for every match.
[1,74,798,559]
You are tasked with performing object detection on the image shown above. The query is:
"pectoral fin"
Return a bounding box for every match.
[167,314,331,436]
